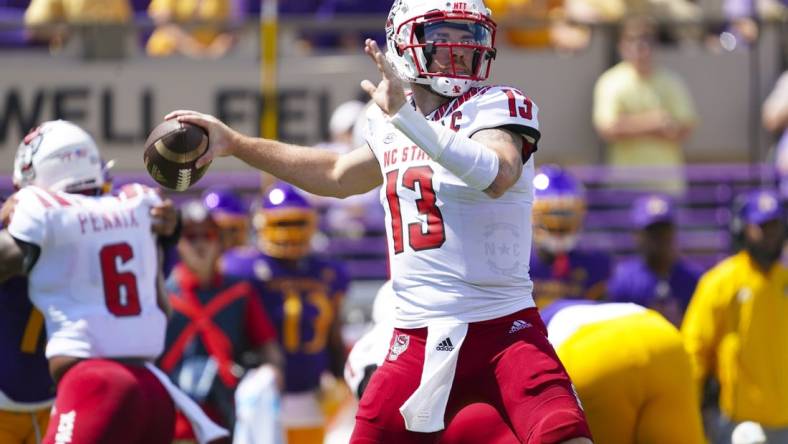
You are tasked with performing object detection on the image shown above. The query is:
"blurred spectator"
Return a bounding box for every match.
[593,17,698,194]
[763,71,788,199]
[529,165,612,308]
[279,0,389,53]
[158,200,282,441]
[486,0,591,51]
[714,0,787,50]
[314,100,383,240]
[202,186,251,252]
[24,0,132,52]
[682,189,788,443]
[608,194,702,326]
[328,100,366,149]
[146,0,236,58]
[564,0,700,28]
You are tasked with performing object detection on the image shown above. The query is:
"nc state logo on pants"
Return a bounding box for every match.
[388,334,410,361]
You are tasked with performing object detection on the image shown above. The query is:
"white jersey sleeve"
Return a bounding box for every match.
[7,187,52,248]
[430,85,541,159]
[461,85,541,143]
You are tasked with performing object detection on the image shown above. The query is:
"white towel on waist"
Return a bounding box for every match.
[399,322,468,433]
[145,363,230,444]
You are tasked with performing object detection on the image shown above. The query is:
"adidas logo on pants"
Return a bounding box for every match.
[436,338,454,351]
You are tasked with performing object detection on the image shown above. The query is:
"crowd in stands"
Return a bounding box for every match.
[0,0,784,54]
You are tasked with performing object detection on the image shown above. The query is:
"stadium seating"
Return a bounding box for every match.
[1,163,769,280]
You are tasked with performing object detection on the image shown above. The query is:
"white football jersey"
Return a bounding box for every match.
[8,184,167,360]
[364,86,541,327]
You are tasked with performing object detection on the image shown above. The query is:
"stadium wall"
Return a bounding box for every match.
[0,23,782,172]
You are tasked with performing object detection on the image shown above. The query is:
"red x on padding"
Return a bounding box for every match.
[160,279,252,387]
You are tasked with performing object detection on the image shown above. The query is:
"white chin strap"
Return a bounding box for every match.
[538,234,579,255]
[429,76,473,97]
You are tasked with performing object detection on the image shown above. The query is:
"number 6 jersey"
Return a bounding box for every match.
[7,184,166,360]
[364,86,542,328]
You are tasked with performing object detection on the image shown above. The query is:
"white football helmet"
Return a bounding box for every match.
[385,0,497,97]
[13,120,105,194]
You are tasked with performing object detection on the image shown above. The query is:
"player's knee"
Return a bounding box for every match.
[530,407,591,444]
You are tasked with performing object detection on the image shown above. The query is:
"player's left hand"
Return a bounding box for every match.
[150,198,178,237]
[0,194,18,228]
[361,38,406,116]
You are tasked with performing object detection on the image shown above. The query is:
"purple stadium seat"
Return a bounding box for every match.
[0,1,31,48]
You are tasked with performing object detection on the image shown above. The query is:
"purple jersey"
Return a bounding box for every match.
[529,249,612,307]
[222,248,349,393]
[607,257,702,310]
[0,277,55,407]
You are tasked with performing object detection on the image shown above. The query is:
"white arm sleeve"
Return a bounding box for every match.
[389,104,500,190]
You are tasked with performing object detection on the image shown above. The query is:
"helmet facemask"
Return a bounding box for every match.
[254,208,317,260]
[253,183,318,260]
[387,3,497,97]
[532,197,586,254]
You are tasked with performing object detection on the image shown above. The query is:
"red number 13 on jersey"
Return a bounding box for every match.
[385,165,446,254]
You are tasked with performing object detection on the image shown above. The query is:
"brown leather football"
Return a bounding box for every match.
[143,120,211,191]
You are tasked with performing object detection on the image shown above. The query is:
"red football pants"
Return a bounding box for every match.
[43,359,175,444]
[351,308,591,444]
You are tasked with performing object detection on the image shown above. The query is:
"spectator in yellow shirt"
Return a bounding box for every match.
[24,0,131,49]
[593,17,697,195]
[682,189,788,443]
[486,0,592,51]
[145,0,235,58]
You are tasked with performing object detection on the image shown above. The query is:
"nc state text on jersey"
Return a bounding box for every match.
[77,209,140,234]
[383,145,432,167]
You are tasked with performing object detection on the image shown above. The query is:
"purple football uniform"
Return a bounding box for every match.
[0,277,55,407]
[607,257,701,311]
[223,248,349,393]
[529,249,612,307]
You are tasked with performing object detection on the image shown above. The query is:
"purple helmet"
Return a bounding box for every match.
[252,182,317,259]
[201,186,249,251]
[202,186,247,216]
[532,165,586,253]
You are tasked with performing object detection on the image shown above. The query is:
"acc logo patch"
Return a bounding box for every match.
[388,334,410,361]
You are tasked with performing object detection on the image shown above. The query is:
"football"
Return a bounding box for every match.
[143,120,211,191]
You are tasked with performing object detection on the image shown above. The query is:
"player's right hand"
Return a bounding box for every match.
[164,110,238,168]
[150,198,179,237]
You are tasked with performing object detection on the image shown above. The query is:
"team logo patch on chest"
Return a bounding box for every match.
[388,334,410,361]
